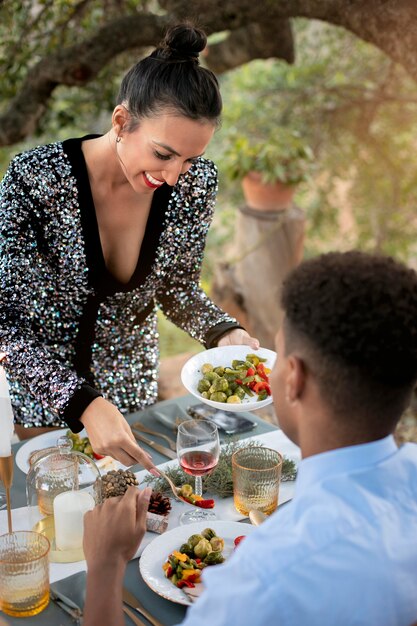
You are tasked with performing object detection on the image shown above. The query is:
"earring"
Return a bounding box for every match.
[116,136,121,143]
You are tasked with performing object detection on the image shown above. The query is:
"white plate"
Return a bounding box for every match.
[181,346,276,413]
[140,520,255,606]
[15,428,122,474]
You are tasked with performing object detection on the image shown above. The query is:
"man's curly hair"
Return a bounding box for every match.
[281,251,417,432]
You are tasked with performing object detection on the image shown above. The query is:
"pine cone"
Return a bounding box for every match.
[100,469,139,499]
[148,491,172,516]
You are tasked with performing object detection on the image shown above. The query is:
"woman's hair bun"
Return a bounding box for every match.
[162,23,207,60]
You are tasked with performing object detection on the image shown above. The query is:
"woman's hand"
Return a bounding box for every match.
[217,329,260,350]
[80,397,158,471]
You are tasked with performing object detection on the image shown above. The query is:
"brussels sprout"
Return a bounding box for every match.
[210,392,227,403]
[197,379,211,393]
[187,534,204,549]
[194,538,213,559]
[227,395,241,404]
[203,551,225,565]
[179,543,194,557]
[201,528,216,540]
[180,484,193,497]
[204,371,219,382]
[235,386,246,400]
[201,391,209,399]
[210,377,228,392]
[201,363,214,374]
[225,388,233,397]
[213,366,225,376]
[210,536,225,552]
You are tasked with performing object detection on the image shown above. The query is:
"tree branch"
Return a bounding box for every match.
[205,20,295,73]
[2,0,417,146]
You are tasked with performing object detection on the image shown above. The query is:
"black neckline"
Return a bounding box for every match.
[62,135,172,296]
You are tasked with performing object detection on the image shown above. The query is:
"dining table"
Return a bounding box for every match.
[0,394,300,626]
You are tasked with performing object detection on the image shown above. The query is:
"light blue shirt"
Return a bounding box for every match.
[181,436,417,626]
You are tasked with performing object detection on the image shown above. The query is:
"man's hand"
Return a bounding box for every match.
[83,487,151,626]
[217,329,260,350]
[80,397,158,471]
[84,486,152,569]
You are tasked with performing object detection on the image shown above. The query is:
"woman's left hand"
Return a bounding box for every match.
[217,329,260,350]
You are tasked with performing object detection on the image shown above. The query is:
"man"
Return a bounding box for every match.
[83,251,417,626]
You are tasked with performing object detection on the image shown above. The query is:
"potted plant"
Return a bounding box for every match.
[223,130,313,210]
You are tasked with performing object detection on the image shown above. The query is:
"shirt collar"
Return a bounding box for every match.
[294,435,398,496]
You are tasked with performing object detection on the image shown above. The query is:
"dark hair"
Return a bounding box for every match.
[117,23,222,129]
[281,251,417,433]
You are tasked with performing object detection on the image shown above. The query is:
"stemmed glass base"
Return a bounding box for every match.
[179,474,216,525]
[180,508,216,525]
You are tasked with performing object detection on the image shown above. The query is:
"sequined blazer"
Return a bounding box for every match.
[0,138,240,430]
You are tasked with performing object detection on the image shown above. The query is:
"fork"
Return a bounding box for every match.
[155,468,203,508]
[131,421,176,451]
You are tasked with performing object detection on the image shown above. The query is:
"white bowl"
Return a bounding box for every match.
[181,345,276,413]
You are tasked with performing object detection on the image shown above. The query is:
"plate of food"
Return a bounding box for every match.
[15,428,123,474]
[139,521,254,606]
[181,346,276,413]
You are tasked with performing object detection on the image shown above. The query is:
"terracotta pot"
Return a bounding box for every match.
[242,171,296,211]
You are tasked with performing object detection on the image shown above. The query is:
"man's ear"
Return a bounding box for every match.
[285,355,307,405]
[112,105,129,138]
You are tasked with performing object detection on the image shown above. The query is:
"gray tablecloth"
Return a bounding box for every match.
[1,394,277,625]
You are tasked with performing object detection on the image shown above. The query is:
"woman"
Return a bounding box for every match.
[0,24,258,468]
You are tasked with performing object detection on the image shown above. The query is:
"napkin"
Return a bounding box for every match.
[50,571,86,624]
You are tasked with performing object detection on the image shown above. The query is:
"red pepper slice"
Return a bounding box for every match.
[256,363,269,381]
[235,378,242,385]
[93,452,105,460]
[166,565,174,578]
[234,535,246,547]
[195,499,215,509]
[177,580,195,588]
[246,367,256,377]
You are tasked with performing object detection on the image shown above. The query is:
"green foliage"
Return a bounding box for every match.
[215,20,417,260]
[223,132,313,185]
[143,438,297,497]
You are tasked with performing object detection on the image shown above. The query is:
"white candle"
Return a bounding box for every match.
[53,490,95,551]
[0,366,14,457]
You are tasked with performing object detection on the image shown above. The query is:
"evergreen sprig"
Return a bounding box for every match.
[143,439,297,498]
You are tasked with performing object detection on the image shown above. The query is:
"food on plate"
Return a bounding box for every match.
[197,353,272,404]
[234,535,246,548]
[163,528,225,588]
[65,430,104,460]
[178,484,215,509]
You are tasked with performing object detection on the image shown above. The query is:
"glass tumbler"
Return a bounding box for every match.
[0,531,50,617]
[232,447,282,517]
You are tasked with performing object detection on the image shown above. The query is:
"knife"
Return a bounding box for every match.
[122,588,164,626]
[123,604,147,626]
[132,429,177,460]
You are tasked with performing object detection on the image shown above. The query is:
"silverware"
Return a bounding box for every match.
[123,588,164,626]
[132,431,177,460]
[50,589,83,624]
[131,422,176,451]
[155,468,202,508]
[249,509,267,526]
[123,604,147,626]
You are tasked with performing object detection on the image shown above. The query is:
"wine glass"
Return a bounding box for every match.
[177,419,220,525]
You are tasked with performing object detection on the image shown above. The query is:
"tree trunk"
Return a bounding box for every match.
[212,204,305,349]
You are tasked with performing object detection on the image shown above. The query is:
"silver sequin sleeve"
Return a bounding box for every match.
[155,160,236,342]
[0,152,88,419]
